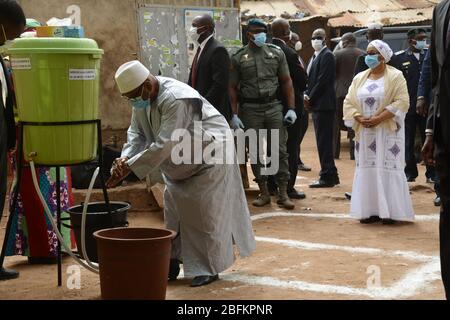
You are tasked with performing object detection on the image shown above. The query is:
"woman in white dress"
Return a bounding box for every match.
[343,40,414,224]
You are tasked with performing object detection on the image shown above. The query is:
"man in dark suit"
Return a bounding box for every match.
[188,14,231,121]
[396,28,435,183]
[270,18,307,199]
[305,28,340,188]
[0,0,25,281]
[288,32,311,172]
[334,33,365,160]
[418,49,441,207]
[422,0,450,299]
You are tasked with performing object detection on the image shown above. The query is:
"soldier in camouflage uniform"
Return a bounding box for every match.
[228,19,297,210]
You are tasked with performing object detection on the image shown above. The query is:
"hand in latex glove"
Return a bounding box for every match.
[230,114,245,130]
[284,109,298,126]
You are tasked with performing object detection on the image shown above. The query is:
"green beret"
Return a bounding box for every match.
[407,28,427,39]
[248,18,267,30]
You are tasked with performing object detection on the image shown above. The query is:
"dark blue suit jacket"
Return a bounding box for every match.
[417,49,432,105]
[306,47,336,112]
[395,48,426,115]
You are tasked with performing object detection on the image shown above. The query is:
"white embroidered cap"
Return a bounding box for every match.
[115,61,150,94]
[369,39,393,63]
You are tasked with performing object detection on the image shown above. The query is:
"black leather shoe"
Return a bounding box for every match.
[190,275,219,287]
[298,163,312,172]
[0,268,19,281]
[434,197,442,207]
[309,180,337,188]
[345,192,352,200]
[360,216,381,224]
[382,219,397,225]
[426,177,435,184]
[288,189,306,199]
[168,259,180,281]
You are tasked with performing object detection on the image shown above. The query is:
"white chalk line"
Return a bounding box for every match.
[226,212,440,298]
[178,260,441,299]
[255,236,435,262]
[175,212,441,298]
[221,258,441,299]
[251,212,440,222]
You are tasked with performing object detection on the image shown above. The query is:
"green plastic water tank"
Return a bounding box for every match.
[8,38,104,165]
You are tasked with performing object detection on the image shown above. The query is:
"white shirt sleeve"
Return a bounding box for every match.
[344,119,355,128]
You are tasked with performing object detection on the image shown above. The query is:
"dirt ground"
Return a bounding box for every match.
[0,124,444,300]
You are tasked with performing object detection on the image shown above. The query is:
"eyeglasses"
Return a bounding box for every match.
[122,86,144,101]
[311,36,324,40]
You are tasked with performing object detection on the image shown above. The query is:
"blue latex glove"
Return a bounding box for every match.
[284,109,297,126]
[230,114,245,130]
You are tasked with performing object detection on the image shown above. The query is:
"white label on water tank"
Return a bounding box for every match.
[11,58,31,70]
[69,69,96,80]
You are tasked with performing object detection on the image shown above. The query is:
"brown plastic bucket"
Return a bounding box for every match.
[94,227,176,300]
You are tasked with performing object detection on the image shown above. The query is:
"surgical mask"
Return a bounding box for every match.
[365,54,381,69]
[311,39,324,51]
[252,32,267,47]
[188,26,206,44]
[295,41,303,51]
[130,97,150,110]
[128,86,150,110]
[414,40,427,50]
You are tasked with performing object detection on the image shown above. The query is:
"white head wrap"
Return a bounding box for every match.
[369,39,393,63]
[115,61,150,94]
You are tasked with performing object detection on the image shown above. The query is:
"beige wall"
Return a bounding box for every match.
[17,0,139,130]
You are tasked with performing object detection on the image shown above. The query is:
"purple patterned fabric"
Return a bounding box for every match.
[389,143,401,157]
[365,97,376,109]
[368,140,377,153]
[366,83,379,93]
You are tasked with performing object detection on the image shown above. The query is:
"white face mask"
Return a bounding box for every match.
[295,41,303,52]
[311,39,324,51]
[188,26,207,44]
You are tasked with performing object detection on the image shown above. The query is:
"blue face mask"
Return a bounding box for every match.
[253,32,267,47]
[414,40,427,51]
[128,86,150,109]
[365,54,381,69]
[130,97,150,109]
